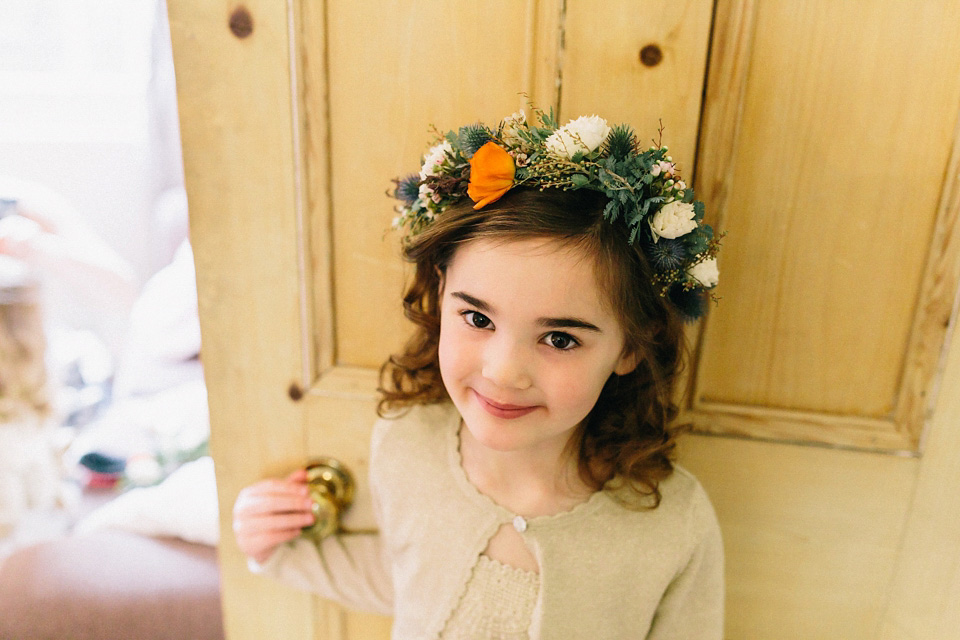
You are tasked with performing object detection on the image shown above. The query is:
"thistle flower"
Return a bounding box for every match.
[393,173,420,206]
[668,285,707,322]
[643,235,686,271]
[458,124,493,158]
[603,124,638,160]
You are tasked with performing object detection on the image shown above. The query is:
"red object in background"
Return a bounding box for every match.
[81,469,121,490]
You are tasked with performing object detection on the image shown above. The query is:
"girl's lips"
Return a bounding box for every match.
[472,389,539,419]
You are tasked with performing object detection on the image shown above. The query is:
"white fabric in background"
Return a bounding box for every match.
[63,377,209,465]
[113,239,201,399]
[75,456,219,546]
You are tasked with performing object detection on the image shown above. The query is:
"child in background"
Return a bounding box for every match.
[233,108,724,639]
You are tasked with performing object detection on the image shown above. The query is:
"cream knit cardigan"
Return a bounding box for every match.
[254,402,724,639]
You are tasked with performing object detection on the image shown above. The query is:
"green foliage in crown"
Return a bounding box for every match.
[390,105,722,320]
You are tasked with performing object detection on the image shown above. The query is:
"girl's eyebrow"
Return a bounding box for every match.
[451,291,603,333]
[539,316,603,333]
[452,291,492,313]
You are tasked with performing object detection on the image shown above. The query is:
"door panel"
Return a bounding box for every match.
[170,1,960,638]
[168,2,315,638]
[562,0,713,164]
[321,1,564,370]
[689,0,960,452]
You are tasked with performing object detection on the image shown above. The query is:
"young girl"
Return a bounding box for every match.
[233,109,724,639]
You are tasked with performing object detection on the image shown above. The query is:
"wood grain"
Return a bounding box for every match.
[679,434,918,639]
[561,0,713,165]
[298,0,336,378]
[325,1,555,370]
[687,401,913,453]
[879,173,960,638]
[894,98,960,449]
[167,0,314,638]
[524,0,564,114]
[691,0,960,451]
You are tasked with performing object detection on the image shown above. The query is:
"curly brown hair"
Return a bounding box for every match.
[378,188,688,509]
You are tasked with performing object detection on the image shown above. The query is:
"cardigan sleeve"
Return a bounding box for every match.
[645,485,725,640]
[249,531,393,615]
[247,419,395,615]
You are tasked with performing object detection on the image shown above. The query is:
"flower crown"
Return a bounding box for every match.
[390,107,721,320]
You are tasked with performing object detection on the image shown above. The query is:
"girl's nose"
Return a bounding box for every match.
[481,336,533,391]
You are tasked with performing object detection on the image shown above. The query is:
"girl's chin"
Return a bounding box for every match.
[457,406,527,450]
[462,422,529,453]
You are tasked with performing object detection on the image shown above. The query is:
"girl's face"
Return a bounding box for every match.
[438,237,637,457]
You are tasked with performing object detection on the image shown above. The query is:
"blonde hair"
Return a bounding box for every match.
[0,282,50,421]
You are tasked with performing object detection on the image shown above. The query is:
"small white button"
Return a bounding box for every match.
[512,515,527,533]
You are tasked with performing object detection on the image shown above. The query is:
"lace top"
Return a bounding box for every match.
[441,554,540,639]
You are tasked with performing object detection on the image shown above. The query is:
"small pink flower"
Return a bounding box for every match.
[651,161,674,177]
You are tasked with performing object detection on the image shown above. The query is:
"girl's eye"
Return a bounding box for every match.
[461,310,492,329]
[545,332,579,351]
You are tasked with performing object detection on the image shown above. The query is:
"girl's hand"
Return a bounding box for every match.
[233,468,316,564]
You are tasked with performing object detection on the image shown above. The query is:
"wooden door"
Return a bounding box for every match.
[168,1,960,638]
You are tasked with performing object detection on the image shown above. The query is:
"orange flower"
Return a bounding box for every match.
[467,141,516,209]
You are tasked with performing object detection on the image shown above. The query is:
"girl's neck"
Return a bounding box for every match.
[458,420,595,517]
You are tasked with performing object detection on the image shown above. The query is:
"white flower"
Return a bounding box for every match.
[418,182,434,198]
[688,257,719,287]
[544,115,611,159]
[501,110,527,146]
[650,161,674,177]
[419,140,453,180]
[648,200,698,243]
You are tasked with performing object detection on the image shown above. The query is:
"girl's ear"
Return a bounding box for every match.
[614,349,640,376]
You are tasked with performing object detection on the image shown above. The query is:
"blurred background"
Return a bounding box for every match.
[0,0,211,566]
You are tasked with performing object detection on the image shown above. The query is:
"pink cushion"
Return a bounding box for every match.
[0,530,224,640]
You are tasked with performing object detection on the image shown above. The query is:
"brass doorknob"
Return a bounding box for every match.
[302,457,356,540]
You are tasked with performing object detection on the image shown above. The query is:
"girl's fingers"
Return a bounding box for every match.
[233,493,314,519]
[243,478,309,498]
[234,511,316,535]
[232,470,315,562]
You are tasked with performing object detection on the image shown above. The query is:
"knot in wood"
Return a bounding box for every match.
[639,44,663,67]
[229,6,254,39]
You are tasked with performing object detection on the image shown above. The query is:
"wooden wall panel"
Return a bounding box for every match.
[879,207,960,638]
[323,1,562,370]
[561,0,712,166]
[679,437,918,639]
[690,0,960,450]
